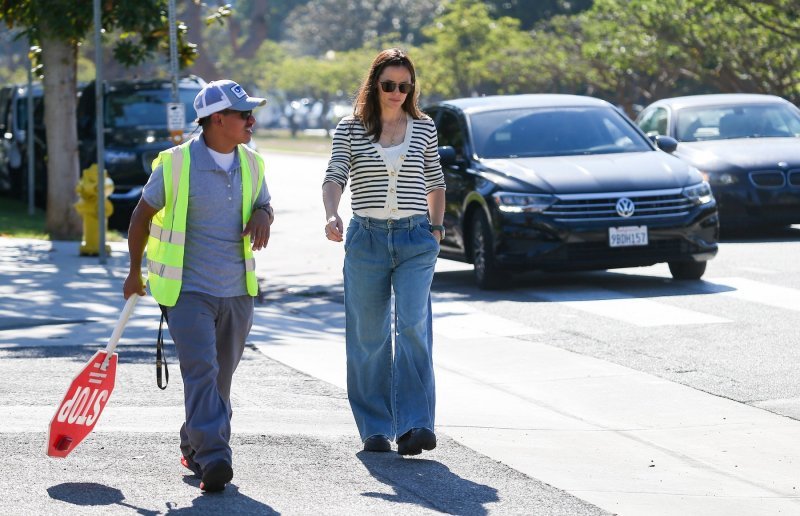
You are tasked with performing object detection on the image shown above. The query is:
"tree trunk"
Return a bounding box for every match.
[183,1,220,80]
[40,34,82,240]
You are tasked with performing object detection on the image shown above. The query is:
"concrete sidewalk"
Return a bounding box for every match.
[0,237,605,515]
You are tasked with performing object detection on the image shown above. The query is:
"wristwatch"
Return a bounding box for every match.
[430,224,445,239]
[256,204,274,220]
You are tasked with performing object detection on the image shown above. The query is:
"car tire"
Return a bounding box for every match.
[471,209,509,289]
[668,261,706,280]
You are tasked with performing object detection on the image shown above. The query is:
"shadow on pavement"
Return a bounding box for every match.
[47,480,280,515]
[356,452,498,516]
[167,482,279,514]
[47,482,158,515]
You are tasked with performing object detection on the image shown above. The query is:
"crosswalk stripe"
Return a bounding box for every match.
[529,286,730,326]
[432,297,543,338]
[715,277,800,311]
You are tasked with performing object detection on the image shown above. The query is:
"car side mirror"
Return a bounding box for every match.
[438,145,457,166]
[654,135,678,153]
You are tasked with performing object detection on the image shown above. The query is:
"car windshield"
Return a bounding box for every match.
[675,103,800,142]
[105,88,200,129]
[469,106,652,159]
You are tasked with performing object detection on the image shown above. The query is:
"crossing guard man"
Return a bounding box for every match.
[123,79,274,492]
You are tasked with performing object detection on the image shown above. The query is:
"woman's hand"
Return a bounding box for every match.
[325,214,343,242]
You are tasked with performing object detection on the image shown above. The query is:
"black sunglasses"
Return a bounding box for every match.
[379,81,414,94]
[220,109,253,120]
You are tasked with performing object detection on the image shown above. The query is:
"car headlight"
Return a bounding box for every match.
[682,181,714,205]
[700,170,736,185]
[492,192,555,213]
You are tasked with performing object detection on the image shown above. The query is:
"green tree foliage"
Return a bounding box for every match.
[283,0,439,55]
[418,0,539,98]
[484,0,593,30]
[577,0,800,108]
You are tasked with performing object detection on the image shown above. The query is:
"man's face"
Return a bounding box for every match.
[216,108,255,145]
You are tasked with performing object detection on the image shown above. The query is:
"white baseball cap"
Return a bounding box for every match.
[193,79,266,120]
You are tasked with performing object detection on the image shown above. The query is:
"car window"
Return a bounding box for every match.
[470,106,652,159]
[638,107,667,136]
[676,103,800,141]
[436,110,466,158]
[105,88,200,129]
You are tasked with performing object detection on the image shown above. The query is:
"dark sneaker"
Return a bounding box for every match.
[363,435,391,452]
[181,453,203,478]
[397,428,437,456]
[200,460,233,492]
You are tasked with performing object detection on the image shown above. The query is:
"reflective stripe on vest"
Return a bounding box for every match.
[238,145,265,296]
[146,141,264,306]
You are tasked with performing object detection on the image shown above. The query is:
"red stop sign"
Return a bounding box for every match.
[47,350,118,458]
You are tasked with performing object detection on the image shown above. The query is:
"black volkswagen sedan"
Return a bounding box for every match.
[425,95,719,288]
[636,94,800,229]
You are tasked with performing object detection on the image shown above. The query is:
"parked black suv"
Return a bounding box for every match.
[0,83,46,201]
[77,76,205,229]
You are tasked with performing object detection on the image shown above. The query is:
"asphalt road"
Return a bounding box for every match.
[3,149,800,515]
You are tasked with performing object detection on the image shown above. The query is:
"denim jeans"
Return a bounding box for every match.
[343,213,439,442]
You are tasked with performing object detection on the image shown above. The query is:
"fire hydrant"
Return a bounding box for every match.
[74,164,114,256]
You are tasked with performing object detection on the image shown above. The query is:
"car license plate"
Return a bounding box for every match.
[609,225,648,247]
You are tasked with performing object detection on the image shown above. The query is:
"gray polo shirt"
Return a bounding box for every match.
[142,134,271,298]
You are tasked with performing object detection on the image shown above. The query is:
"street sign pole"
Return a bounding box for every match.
[167,0,183,145]
[93,0,106,264]
[26,53,34,216]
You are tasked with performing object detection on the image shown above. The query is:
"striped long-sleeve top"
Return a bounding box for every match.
[323,115,445,217]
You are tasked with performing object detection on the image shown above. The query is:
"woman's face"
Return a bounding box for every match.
[376,64,413,113]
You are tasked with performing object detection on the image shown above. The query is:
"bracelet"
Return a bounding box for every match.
[326,215,337,223]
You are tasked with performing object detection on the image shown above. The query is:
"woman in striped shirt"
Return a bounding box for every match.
[322,48,445,456]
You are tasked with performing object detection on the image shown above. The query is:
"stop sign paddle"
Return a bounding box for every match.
[47,294,139,458]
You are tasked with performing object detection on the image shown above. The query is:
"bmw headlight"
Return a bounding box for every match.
[492,192,555,213]
[700,170,736,185]
[682,181,714,205]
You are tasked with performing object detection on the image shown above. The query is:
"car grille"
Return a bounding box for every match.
[749,170,785,188]
[543,188,692,222]
[787,170,800,187]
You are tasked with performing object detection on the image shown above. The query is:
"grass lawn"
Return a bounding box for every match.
[0,197,48,239]
[254,128,331,156]
[0,196,124,241]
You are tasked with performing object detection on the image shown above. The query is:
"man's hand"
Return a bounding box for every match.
[123,272,147,299]
[242,208,272,251]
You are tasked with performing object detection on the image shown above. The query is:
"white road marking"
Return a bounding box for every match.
[530,286,730,326]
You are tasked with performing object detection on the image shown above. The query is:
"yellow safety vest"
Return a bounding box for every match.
[146,140,265,306]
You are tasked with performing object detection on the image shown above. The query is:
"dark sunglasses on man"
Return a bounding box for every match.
[379,81,414,94]
[220,109,253,120]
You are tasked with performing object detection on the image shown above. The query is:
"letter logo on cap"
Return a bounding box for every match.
[230,84,246,99]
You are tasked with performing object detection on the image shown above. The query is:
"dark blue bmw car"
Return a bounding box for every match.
[636,93,800,229]
[425,94,719,289]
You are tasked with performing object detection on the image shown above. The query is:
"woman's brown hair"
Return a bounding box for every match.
[353,48,423,142]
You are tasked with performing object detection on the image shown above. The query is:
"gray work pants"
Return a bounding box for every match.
[165,292,254,469]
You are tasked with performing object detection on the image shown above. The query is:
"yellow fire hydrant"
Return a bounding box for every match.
[74,164,114,256]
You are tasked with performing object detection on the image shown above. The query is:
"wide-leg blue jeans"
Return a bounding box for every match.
[343,214,439,442]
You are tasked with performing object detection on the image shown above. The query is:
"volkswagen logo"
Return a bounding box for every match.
[616,197,635,218]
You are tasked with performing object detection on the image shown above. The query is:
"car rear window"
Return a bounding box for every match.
[470,106,651,159]
[105,88,200,129]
